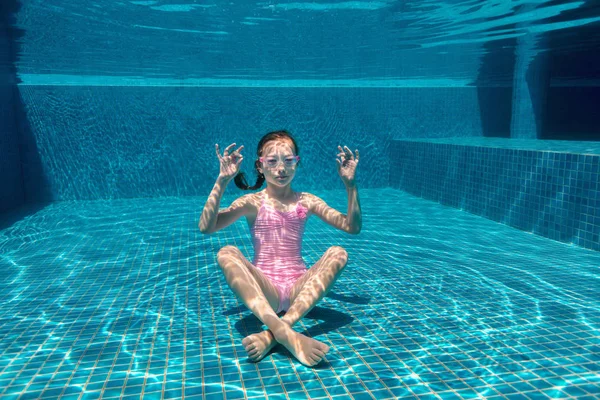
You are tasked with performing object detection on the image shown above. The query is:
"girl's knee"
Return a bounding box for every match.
[217,245,241,265]
[328,246,348,265]
[327,246,348,270]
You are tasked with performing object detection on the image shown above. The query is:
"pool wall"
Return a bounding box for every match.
[14,85,486,201]
[3,80,599,253]
[390,139,600,251]
[0,10,23,215]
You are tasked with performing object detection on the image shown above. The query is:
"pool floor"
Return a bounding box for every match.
[0,188,598,399]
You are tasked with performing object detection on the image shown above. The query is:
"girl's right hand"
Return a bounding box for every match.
[216,143,244,180]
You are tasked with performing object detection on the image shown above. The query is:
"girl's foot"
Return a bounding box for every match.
[242,330,277,362]
[272,324,329,367]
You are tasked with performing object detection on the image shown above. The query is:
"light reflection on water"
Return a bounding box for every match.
[12,0,600,82]
[0,188,598,398]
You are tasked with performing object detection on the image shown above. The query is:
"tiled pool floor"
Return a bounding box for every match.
[0,188,598,399]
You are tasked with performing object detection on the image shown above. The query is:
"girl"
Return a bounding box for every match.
[199,130,361,367]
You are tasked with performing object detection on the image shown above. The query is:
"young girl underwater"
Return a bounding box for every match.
[199,130,362,367]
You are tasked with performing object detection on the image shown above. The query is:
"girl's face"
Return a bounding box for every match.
[258,140,299,187]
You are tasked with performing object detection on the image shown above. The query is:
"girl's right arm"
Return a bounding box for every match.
[199,175,231,234]
[199,143,246,234]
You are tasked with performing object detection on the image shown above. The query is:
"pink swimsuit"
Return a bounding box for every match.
[250,192,309,313]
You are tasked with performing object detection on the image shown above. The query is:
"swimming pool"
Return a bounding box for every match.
[0,188,598,399]
[2,0,600,398]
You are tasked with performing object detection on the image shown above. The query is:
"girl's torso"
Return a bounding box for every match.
[245,190,310,228]
[249,190,309,270]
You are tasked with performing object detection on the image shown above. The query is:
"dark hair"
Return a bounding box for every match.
[234,130,300,191]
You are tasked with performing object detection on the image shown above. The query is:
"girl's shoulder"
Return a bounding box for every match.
[297,191,317,202]
[228,192,262,211]
[297,191,319,210]
[246,191,264,209]
[236,192,263,227]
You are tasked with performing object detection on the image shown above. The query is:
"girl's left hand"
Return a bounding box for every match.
[336,145,359,187]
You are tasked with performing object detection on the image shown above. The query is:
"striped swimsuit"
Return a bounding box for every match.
[250,192,309,313]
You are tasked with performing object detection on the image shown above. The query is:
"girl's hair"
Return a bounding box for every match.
[234,130,300,191]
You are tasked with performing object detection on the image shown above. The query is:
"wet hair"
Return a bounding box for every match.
[234,130,300,191]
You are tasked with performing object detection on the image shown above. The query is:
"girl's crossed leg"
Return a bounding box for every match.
[216,245,332,366]
[241,245,349,363]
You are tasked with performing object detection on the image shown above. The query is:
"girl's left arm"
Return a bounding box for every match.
[307,145,362,234]
[338,145,361,234]
[345,183,362,234]
[307,190,361,234]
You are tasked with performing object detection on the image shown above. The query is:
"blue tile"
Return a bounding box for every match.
[205,392,225,400]
[390,139,600,251]
[1,166,598,400]
[351,392,374,400]
[306,388,329,398]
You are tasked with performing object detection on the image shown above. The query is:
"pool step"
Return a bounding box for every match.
[390,138,600,252]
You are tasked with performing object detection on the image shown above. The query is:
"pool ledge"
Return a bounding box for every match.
[392,137,600,156]
[390,138,600,252]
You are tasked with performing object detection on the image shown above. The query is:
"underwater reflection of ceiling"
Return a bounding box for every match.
[7,0,600,81]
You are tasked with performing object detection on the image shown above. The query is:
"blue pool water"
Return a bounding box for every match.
[0,188,598,399]
[10,0,600,83]
[2,0,600,399]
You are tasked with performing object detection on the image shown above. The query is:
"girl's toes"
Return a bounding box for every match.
[310,354,322,365]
